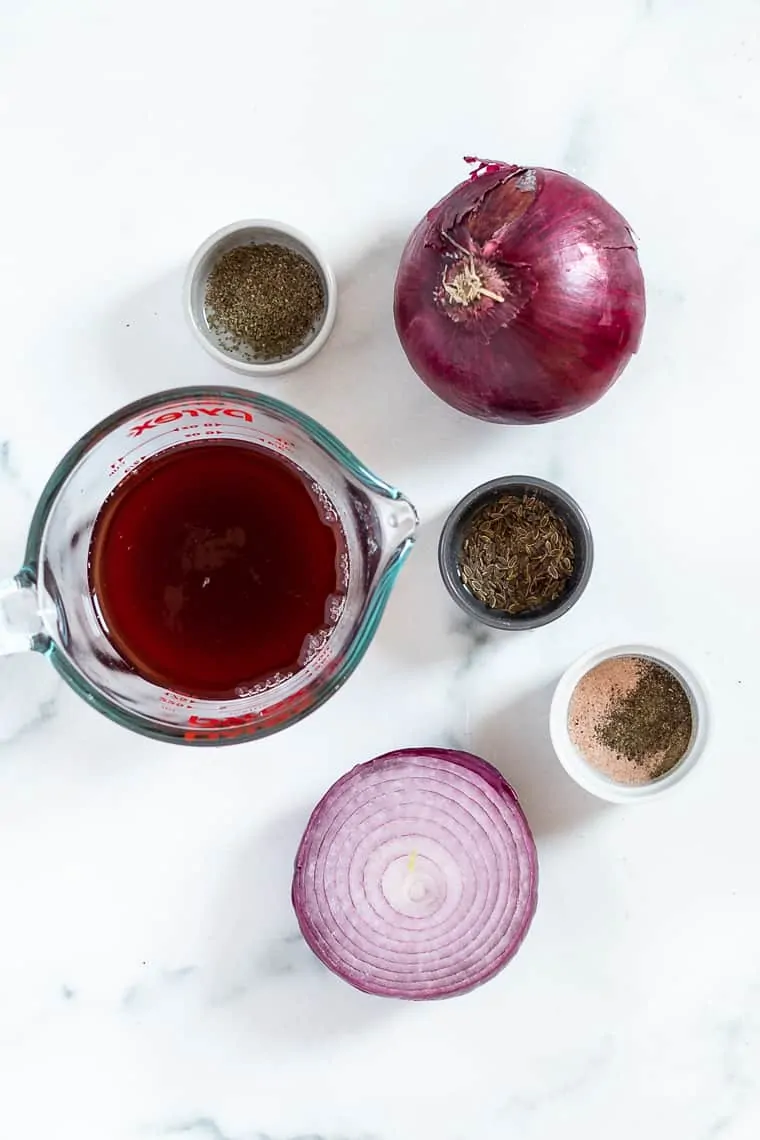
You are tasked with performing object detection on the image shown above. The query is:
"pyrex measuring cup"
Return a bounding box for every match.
[0,387,418,745]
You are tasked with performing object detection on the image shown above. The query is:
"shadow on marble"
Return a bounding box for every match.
[0,443,63,744]
[205,808,394,1044]
[0,653,60,746]
[289,233,510,482]
[98,267,225,403]
[472,681,608,840]
[374,511,463,668]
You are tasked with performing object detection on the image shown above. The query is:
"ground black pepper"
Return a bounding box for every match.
[596,659,693,779]
[204,243,325,361]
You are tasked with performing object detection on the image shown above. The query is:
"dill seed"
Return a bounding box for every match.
[204,243,325,362]
[458,493,575,615]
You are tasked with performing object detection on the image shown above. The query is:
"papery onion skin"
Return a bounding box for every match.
[292,748,539,1000]
[394,158,646,424]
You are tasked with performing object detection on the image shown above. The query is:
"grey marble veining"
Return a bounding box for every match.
[161,1127,370,1140]
[0,440,12,478]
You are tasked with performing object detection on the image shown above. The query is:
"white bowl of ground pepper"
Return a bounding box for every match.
[550,644,709,803]
[184,219,337,375]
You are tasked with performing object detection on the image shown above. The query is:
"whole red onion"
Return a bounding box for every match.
[394,158,646,424]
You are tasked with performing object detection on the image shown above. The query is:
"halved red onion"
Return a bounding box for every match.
[292,748,538,999]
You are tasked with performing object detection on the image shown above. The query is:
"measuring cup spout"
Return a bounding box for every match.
[373,491,418,556]
[0,571,45,656]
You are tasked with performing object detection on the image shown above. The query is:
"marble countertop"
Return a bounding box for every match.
[1,1,759,1137]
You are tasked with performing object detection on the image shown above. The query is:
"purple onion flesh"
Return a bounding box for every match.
[292,748,538,999]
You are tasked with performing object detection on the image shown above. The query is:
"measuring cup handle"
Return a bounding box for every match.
[0,573,44,656]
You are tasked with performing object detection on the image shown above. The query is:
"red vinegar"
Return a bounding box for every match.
[89,440,343,698]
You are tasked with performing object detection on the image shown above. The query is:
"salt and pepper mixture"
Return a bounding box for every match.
[568,655,694,786]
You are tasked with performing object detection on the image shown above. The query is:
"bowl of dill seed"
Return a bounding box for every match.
[184,219,337,375]
[438,475,594,631]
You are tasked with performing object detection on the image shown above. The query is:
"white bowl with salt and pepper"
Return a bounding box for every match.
[550,644,709,804]
[184,219,338,376]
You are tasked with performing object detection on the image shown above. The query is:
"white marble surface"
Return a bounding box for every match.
[1,0,759,1137]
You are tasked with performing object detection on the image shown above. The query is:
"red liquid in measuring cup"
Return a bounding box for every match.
[88,440,343,698]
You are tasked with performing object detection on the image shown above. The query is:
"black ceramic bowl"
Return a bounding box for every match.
[438,476,594,631]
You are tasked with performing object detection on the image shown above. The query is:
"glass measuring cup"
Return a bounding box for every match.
[0,387,418,745]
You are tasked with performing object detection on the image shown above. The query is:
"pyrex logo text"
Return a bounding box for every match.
[128,407,253,437]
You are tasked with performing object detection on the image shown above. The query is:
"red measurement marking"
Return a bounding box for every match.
[183,690,312,742]
[160,692,195,708]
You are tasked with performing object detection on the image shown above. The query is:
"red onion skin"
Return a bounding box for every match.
[292,748,539,1000]
[394,159,646,424]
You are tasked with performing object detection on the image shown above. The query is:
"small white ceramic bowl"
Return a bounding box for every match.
[550,644,709,804]
[184,219,337,376]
